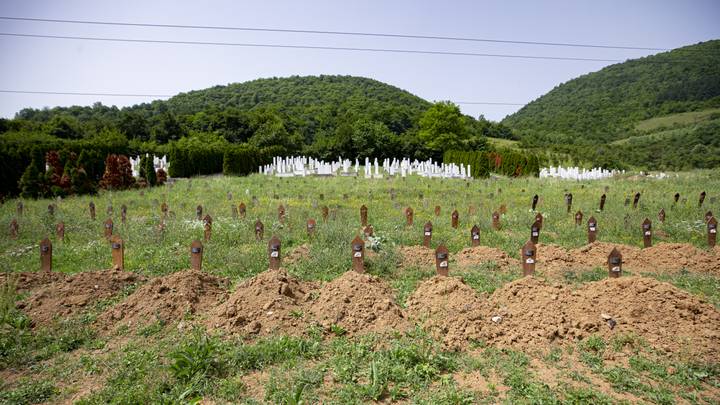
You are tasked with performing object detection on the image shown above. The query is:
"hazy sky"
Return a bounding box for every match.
[1,0,718,121]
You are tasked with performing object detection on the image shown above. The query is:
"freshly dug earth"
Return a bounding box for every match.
[454,246,519,270]
[1,271,66,293]
[398,246,436,268]
[99,269,228,331]
[308,271,410,335]
[18,269,144,326]
[207,268,316,336]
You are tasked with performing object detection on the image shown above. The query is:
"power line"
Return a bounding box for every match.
[0,15,676,52]
[0,32,626,63]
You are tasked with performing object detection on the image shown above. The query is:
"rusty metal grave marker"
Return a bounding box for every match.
[16,202,23,216]
[322,206,329,222]
[196,205,203,220]
[532,194,539,211]
[40,238,52,272]
[707,217,717,248]
[587,217,598,243]
[575,211,583,226]
[451,210,459,229]
[278,205,286,224]
[9,218,18,239]
[255,220,264,241]
[492,211,501,230]
[706,211,714,223]
[352,235,365,273]
[268,236,281,270]
[435,244,449,276]
[642,218,652,248]
[238,202,246,219]
[471,225,480,246]
[190,240,203,271]
[608,248,622,278]
[422,221,432,247]
[405,207,414,226]
[534,213,544,229]
[204,222,212,242]
[521,240,536,276]
[699,191,706,207]
[530,220,541,244]
[307,218,316,237]
[633,192,641,209]
[658,208,666,223]
[103,218,113,239]
[599,194,606,211]
[434,205,441,217]
[56,222,65,241]
[565,193,573,213]
[360,205,368,226]
[110,235,124,270]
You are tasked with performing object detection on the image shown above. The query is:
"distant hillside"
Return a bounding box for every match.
[504,40,720,144]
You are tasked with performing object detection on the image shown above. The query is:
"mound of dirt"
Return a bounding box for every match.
[285,244,310,265]
[308,271,410,335]
[571,242,642,269]
[633,243,720,274]
[454,246,519,270]
[18,269,144,326]
[398,246,436,268]
[406,276,487,349]
[1,271,66,293]
[99,270,228,331]
[207,269,315,336]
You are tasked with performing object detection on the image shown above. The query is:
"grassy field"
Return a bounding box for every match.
[1,170,719,404]
[634,108,720,133]
[485,137,520,150]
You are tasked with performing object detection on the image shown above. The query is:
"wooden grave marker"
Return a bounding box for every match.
[110,235,124,270]
[534,213,543,229]
[565,193,573,213]
[451,210,459,229]
[322,206,329,222]
[203,214,213,226]
[575,211,583,226]
[434,205,441,217]
[608,248,622,278]
[278,204,286,224]
[707,217,717,248]
[9,218,18,239]
[255,220,264,241]
[405,207,414,226]
[587,217,598,243]
[239,203,246,218]
[599,194,606,211]
[190,240,203,271]
[351,235,365,273]
[530,220,541,244]
[422,221,432,247]
[521,240,536,276]
[307,218,316,237]
[204,222,212,242]
[642,218,652,248]
[492,211,501,230]
[56,222,65,241]
[633,192,641,209]
[658,208,666,223]
[532,194,539,211]
[435,244,449,276]
[360,205,368,226]
[699,191,706,207]
[268,236,281,270]
[40,238,52,272]
[103,218,113,239]
[196,205,203,220]
[471,225,480,247]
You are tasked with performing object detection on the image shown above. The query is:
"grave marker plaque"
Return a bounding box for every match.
[706,211,714,223]
[642,218,652,248]
[268,236,281,270]
[471,225,480,247]
[435,244,449,276]
[674,193,680,204]
[405,207,414,226]
[575,211,583,226]
[40,238,52,272]
[322,206,329,222]
[492,211,501,230]
[56,222,65,241]
[239,203,246,219]
[204,222,211,242]
[9,218,18,239]
[110,235,124,270]
[532,194,539,211]
[255,220,264,241]
[103,218,113,239]
[307,218,316,237]
[351,235,365,273]
[599,194,606,211]
[16,202,23,216]
[708,217,717,248]
[633,192,641,209]
[434,205,441,217]
[190,240,203,271]
[451,210,459,229]
[423,221,432,247]
[699,191,706,207]
[658,208,666,223]
[196,205,203,220]
[565,193,573,213]
[587,217,598,243]
[608,248,622,278]
[360,205,368,226]
[530,220,541,244]
[278,205,286,224]
[521,240,536,276]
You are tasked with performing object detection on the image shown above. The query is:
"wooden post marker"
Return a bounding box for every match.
[56,222,65,241]
[492,211,501,230]
[435,244,449,276]
[351,235,365,273]
[204,222,211,242]
[642,218,652,248]
[121,204,127,224]
[268,236,281,270]
[9,219,18,239]
[278,204,285,224]
[360,205,368,226]
[40,238,52,272]
[321,206,329,222]
[587,217,598,243]
[608,248,622,278]
[565,193,573,213]
[699,191,706,207]
[674,193,680,204]
[405,207,414,226]
[434,205,441,216]
[599,194,606,211]
[103,218,113,239]
[521,240,536,276]
[307,218,316,237]
[238,202,246,219]
[190,240,203,271]
[532,194,539,211]
[658,208,666,223]
[633,192,641,209]
[530,220,541,244]
[110,235,124,270]
[471,225,480,246]
[254,220,264,241]
[575,211,583,226]
[422,221,432,247]
[451,210,459,229]
[708,217,717,248]
[196,205,203,220]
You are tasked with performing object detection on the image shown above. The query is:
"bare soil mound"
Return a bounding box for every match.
[454,246,519,270]
[571,242,642,269]
[406,276,487,350]
[18,269,144,326]
[633,243,720,274]
[398,246,435,268]
[99,270,229,331]
[207,269,315,336]
[1,271,66,293]
[308,271,410,335]
[285,244,310,265]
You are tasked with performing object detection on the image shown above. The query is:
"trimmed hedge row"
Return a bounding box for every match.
[444,148,541,178]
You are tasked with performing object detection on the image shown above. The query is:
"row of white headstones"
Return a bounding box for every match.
[129,155,169,178]
[540,166,624,181]
[260,156,473,179]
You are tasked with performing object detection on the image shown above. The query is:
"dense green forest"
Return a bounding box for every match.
[504,40,720,170]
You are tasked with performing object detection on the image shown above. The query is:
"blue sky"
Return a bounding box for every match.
[0,0,718,121]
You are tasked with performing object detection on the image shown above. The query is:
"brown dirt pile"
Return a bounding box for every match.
[308,271,410,335]
[285,244,310,265]
[1,271,66,293]
[207,269,315,336]
[18,269,144,326]
[633,243,720,274]
[454,246,519,269]
[406,276,487,350]
[99,270,228,331]
[398,246,436,268]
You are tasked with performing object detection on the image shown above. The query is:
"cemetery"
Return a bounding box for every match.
[1,166,719,403]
